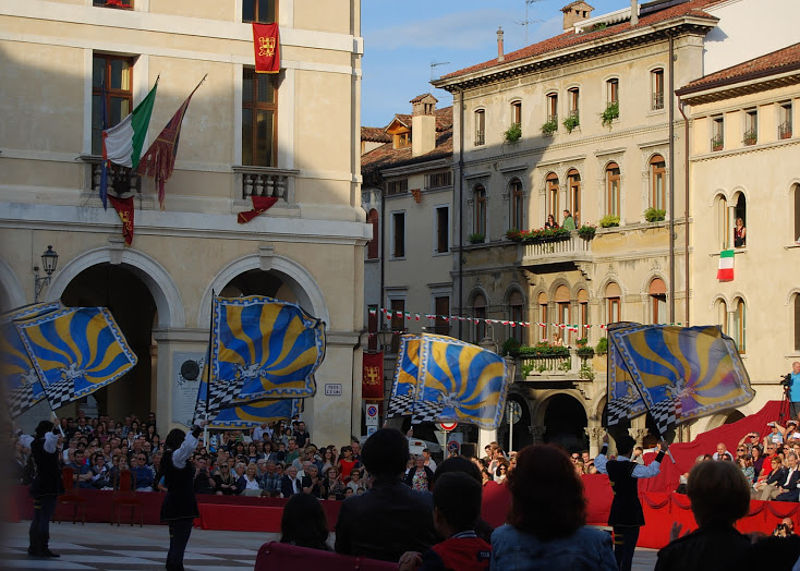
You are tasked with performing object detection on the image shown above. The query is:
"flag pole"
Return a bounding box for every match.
[205,289,215,418]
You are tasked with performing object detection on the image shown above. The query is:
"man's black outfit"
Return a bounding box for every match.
[655,523,750,571]
[335,476,436,562]
[28,426,63,558]
[161,427,201,571]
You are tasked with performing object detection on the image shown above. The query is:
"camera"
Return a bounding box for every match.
[781,373,793,389]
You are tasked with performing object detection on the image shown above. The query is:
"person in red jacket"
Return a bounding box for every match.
[398,471,491,571]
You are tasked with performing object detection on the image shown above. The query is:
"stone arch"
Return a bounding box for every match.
[48,246,185,329]
[0,258,26,311]
[199,252,330,327]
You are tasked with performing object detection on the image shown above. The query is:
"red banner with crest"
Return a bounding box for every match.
[108,195,134,245]
[362,352,384,400]
[252,23,280,74]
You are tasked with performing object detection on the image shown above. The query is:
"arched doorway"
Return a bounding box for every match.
[543,393,588,451]
[219,269,298,302]
[60,264,157,420]
[723,410,745,424]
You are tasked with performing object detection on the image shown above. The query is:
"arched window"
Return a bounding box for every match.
[606,162,621,217]
[794,293,800,352]
[546,172,559,221]
[367,208,379,259]
[715,298,728,335]
[567,169,581,224]
[650,155,666,211]
[511,100,522,127]
[734,194,747,248]
[473,185,487,239]
[509,290,524,344]
[793,183,800,242]
[732,297,746,353]
[474,109,485,146]
[649,278,667,324]
[510,178,524,231]
[473,293,487,344]
[577,289,589,341]
[651,69,664,110]
[606,78,619,106]
[605,282,621,323]
[538,292,548,342]
[555,285,571,343]
[715,194,730,250]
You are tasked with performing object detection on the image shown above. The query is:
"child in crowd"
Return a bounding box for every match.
[398,471,490,571]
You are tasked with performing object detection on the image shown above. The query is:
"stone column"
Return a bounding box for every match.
[529,424,546,445]
[585,425,606,458]
[628,427,649,447]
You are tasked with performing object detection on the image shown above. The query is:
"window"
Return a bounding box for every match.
[475,109,485,146]
[538,292,548,343]
[732,298,746,353]
[567,169,581,222]
[509,290,524,344]
[795,294,800,352]
[712,116,724,151]
[511,100,522,129]
[743,109,758,145]
[390,299,405,353]
[546,92,558,123]
[649,278,667,324]
[715,194,730,249]
[367,209,379,260]
[243,0,276,23]
[650,155,666,211]
[651,69,664,110]
[473,293,487,344]
[92,54,133,155]
[434,296,450,336]
[546,173,560,220]
[242,68,277,166]
[715,299,728,335]
[605,162,621,217]
[94,0,133,9]
[555,285,570,344]
[386,179,408,195]
[393,130,411,149]
[733,194,746,248]
[392,212,405,258]
[568,87,580,119]
[793,184,800,243]
[606,78,619,105]
[474,185,487,237]
[510,178,524,231]
[435,206,449,254]
[779,101,793,139]
[426,171,452,189]
[577,289,589,340]
[606,282,621,324]
[367,304,378,352]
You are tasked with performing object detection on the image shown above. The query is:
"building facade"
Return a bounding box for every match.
[0,0,368,444]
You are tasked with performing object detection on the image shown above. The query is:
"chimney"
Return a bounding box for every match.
[497,27,505,62]
[411,94,437,157]
[630,0,639,26]
[561,1,594,31]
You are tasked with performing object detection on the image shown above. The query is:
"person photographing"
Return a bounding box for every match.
[783,361,800,420]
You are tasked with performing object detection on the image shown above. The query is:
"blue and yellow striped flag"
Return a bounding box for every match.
[14,306,137,410]
[606,322,647,427]
[207,295,325,408]
[386,334,422,418]
[1,303,61,418]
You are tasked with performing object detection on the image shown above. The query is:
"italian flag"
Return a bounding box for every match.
[717,249,734,281]
[103,81,158,169]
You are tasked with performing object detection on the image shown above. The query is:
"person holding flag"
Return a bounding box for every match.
[27,420,63,558]
[595,433,669,571]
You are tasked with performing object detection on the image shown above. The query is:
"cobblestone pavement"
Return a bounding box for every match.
[0,521,659,570]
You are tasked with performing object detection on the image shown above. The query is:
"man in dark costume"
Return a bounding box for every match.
[28,420,63,558]
[595,433,668,571]
[161,423,203,571]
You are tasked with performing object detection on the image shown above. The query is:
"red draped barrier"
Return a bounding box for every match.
[255,541,398,570]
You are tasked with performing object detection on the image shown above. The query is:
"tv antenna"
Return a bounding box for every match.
[430,61,451,81]
[517,0,544,45]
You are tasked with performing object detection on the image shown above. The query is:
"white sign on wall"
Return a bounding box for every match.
[172,352,205,428]
[325,383,343,397]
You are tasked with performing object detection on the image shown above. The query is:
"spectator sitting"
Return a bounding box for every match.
[193,456,217,495]
[69,449,93,489]
[239,463,262,497]
[490,444,616,569]
[764,422,784,447]
[737,455,754,483]
[89,453,111,489]
[335,428,436,562]
[130,452,155,491]
[753,456,785,499]
[293,421,311,449]
[322,466,346,500]
[337,446,359,481]
[712,442,734,461]
[773,451,800,502]
[404,454,435,492]
[280,465,307,498]
[285,439,300,465]
[654,460,751,570]
[398,472,491,571]
[260,461,282,497]
[280,493,331,551]
[421,448,437,472]
[346,468,365,495]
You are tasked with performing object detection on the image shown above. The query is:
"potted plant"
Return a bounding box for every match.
[601,101,619,127]
[711,135,723,151]
[506,228,521,242]
[468,232,485,244]
[504,122,522,143]
[576,346,595,359]
[742,130,757,145]
[541,118,558,136]
[599,214,620,228]
[577,224,596,240]
[595,337,608,355]
[644,207,666,222]
[502,337,521,356]
[563,113,580,134]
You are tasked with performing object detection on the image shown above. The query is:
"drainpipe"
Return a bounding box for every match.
[668,34,675,323]
[457,88,465,339]
[678,99,690,326]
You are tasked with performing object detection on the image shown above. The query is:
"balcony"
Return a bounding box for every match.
[232,166,297,204]
[779,121,792,140]
[82,155,142,196]
[514,347,595,381]
[519,231,592,268]
[652,92,664,110]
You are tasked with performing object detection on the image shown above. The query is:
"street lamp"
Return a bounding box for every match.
[33,245,59,302]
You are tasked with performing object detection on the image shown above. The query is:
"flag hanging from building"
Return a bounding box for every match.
[193,361,300,428]
[606,322,647,427]
[15,307,138,410]
[362,351,384,400]
[102,79,158,169]
[252,23,280,73]
[108,195,135,246]
[386,334,422,418]
[206,295,325,410]
[137,76,205,210]
[611,324,753,435]
[1,303,61,418]
[237,195,278,223]
[717,249,735,281]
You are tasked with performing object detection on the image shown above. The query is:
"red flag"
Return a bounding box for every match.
[237,195,278,223]
[252,23,280,74]
[137,77,205,210]
[108,195,135,245]
[362,352,384,400]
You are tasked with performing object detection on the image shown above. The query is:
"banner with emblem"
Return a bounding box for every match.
[15,306,137,410]
[108,195,135,246]
[1,303,61,418]
[252,23,280,74]
[362,351,384,400]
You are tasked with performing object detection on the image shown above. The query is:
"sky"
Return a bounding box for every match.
[361,0,626,127]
